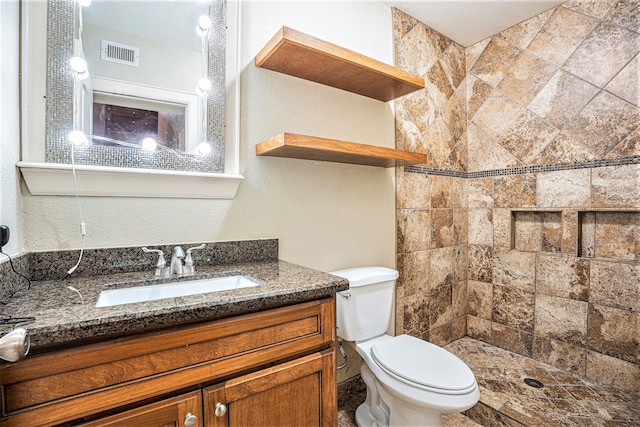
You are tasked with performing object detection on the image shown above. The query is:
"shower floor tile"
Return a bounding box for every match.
[445,337,640,427]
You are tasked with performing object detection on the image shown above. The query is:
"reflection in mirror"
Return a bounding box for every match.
[46,0,225,173]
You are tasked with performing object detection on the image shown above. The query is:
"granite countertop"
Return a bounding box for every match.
[0,260,348,352]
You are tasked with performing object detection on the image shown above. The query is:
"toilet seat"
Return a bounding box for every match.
[370,335,477,395]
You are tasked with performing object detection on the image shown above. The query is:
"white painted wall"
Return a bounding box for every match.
[0,0,23,257]
[20,0,397,273]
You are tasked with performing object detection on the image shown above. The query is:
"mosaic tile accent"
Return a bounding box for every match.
[45,0,225,173]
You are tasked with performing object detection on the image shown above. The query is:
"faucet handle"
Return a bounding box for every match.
[183,244,206,275]
[142,247,167,277]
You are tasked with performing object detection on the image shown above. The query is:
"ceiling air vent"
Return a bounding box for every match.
[101,40,140,67]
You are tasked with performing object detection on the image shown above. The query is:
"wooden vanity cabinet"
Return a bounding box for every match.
[0,297,337,427]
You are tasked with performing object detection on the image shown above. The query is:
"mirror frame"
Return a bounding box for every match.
[18,0,242,199]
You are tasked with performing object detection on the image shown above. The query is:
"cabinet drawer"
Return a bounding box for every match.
[0,297,335,426]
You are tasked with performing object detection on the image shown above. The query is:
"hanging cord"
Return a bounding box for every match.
[0,251,32,305]
[61,142,86,281]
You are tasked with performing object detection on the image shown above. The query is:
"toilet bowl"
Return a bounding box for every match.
[331,267,479,427]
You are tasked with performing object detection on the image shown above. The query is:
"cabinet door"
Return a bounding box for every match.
[204,349,336,427]
[78,390,203,427]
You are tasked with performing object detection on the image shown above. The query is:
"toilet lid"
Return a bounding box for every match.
[371,335,476,392]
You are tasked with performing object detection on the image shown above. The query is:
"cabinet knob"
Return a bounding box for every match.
[184,412,198,427]
[215,402,227,417]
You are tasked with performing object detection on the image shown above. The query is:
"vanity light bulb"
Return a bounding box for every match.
[77,0,91,7]
[196,15,212,37]
[196,142,212,156]
[197,77,212,95]
[141,137,157,152]
[70,56,88,74]
[68,130,88,146]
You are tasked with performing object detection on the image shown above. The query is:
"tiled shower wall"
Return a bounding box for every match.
[394,0,639,393]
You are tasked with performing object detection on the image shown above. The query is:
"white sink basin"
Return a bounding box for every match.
[96,275,261,307]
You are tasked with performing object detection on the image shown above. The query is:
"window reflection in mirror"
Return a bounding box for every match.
[45,0,225,173]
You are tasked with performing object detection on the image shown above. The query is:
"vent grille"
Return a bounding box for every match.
[101,40,140,67]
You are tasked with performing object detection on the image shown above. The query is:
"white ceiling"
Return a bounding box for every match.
[385,0,566,46]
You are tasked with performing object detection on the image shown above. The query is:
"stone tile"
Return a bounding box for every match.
[396,169,431,209]
[536,254,590,301]
[394,21,442,77]
[537,132,598,164]
[606,126,640,158]
[563,0,618,18]
[564,22,640,88]
[453,245,468,282]
[562,210,579,256]
[465,38,491,73]
[498,8,555,50]
[498,51,558,106]
[606,53,640,107]
[527,7,598,66]
[537,169,591,208]
[528,70,600,130]
[590,260,640,311]
[440,42,466,90]
[494,209,514,249]
[429,247,456,289]
[430,314,466,346]
[563,91,640,158]
[425,60,454,108]
[467,315,492,342]
[493,247,536,292]
[468,280,493,320]
[442,413,482,427]
[468,177,494,208]
[429,283,454,328]
[395,105,424,153]
[468,208,493,246]
[491,322,534,357]
[471,37,522,88]
[467,75,493,119]
[586,351,640,392]
[514,211,542,252]
[397,293,429,341]
[594,212,639,261]
[532,336,587,376]
[592,164,640,208]
[451,177,467,209]
[467,402,527,427]
[492,285,535,332]
[431,175,453,208]
[541,212,562,253]
[453,209,469,246]
[442,91,466,143]
[397,208,431,253]
[468,244,493,283]
[431,209,455,248]
[606,0,640,33]
[535,294,588,346]
[498,109,560,164]
[424,117,455,169]
[467,123,521,172]
[397,250,431,297]
[494,174,537,208]
[395,89,437,146]
[472,91,523,140]
[588,304,639,364]
[580,211,596,258]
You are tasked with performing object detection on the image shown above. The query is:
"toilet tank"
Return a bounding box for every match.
[330,266,398,342]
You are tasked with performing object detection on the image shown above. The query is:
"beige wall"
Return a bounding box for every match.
[17,1,397,274]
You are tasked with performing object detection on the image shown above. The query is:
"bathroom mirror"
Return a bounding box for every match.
[46,0,226,174]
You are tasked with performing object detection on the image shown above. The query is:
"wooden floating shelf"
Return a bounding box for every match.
[256,133,427,168]
[255,26,425,102]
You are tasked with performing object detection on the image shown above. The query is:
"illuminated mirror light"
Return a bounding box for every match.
[68,130,88,146]
[196,142,212,156]
[69,56,89,79]
[197,77,212,96]
[196,15,212,37]
[141,137,157,151]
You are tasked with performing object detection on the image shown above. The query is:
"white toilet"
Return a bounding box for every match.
[331,266,479,427]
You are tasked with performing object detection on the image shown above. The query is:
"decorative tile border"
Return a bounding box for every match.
[406,156,639,178]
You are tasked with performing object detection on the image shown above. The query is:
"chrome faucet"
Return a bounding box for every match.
[170,246,185,275]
